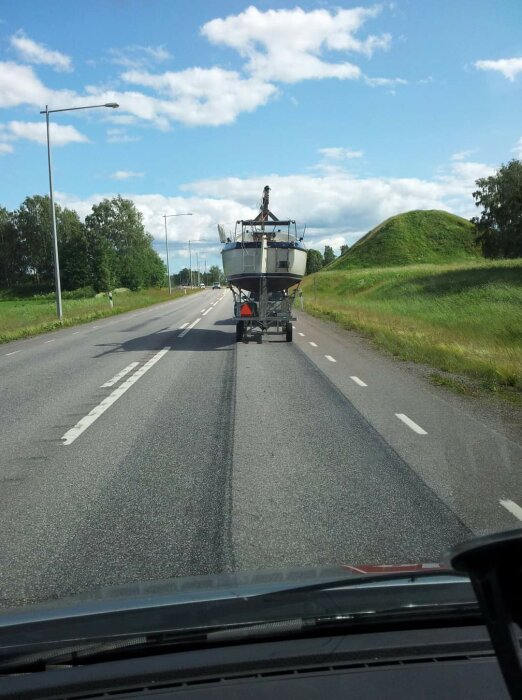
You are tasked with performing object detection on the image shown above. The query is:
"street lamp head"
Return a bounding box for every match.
[105,103,119,108]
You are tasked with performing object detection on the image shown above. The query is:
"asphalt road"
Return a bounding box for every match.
[1,290,521,607]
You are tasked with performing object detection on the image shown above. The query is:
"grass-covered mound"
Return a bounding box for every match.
[330,210,481,269]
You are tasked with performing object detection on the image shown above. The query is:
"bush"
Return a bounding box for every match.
[62,285,96,299]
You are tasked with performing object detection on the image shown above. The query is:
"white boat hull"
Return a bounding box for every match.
[222,242,307,292]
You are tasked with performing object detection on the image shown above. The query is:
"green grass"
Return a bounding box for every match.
[329,210,481,270]
[0,287,200,344]
[302,259,522,403]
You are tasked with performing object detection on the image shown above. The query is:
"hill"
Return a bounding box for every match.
[329,210,481,270]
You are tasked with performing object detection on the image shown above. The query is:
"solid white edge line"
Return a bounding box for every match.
[350,376,367,387]
[101,361,140,388]
[500,499,522,521]
[325,355,336,363]
[309,342,318,347]
[180,322,189,329]
[62,347,170,445]
[395,413,428,435]
[178,317,201,338]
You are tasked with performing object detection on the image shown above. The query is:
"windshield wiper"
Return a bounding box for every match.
[249,567,468,600]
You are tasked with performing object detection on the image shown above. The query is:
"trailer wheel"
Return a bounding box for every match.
[236,321,244,342]
[286,322,293,342]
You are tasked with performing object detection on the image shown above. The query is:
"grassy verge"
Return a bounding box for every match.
[0,287,200,344]
[301,259,522,405]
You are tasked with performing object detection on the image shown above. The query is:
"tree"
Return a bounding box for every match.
[472,159,522,258]
[340,244,350,256]
[323,245,336,266]
[85,196,165,290]
[306,249,324,274]
[0,207,24,287]
[12,195,54,284]
[208,265,221,283]
[58,209,90,291]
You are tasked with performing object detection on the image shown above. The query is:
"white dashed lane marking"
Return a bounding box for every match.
[62,348,170,446]
[395,413,427,435]
[5,350,20,356]
[101,362,140,388]
[350,376,367,387]
[500,499,522,521]
[325,355,336,363]
[178,318,201,338]
[309,342,318,347]
[298,332,305,337]
[44,340,55,344]
[179,322,189,330]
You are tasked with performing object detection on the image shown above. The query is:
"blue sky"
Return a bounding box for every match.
[1,1,521,270]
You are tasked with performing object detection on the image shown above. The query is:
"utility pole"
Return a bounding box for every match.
[196,252,199,286]
[189,240,192,288]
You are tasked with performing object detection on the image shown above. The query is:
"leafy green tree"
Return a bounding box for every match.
[323,245,336,266]
[340,244,350,256]
[0,207,25,287]
[85,196,164,290]
[59,209,90,291]
[472,159,522,258]
[306,249,324,274]
[12,195,53,284]
[208,265,221,283]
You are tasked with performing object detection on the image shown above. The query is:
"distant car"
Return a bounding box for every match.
[199,283,206,288]
[212,282,221,289]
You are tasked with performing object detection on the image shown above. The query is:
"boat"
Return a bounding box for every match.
[218,186,307,343]
[219,185,307,293]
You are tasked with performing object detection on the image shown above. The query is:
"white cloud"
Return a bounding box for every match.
[110,170,144,180]
[451,149,475,161]
[201,5,389,83]
[121,67,277,126]
[0,61,54,107]
[364,76,407,87]
[0,120,89,146]
[512,137,522,159]
[106,128,140,143]
[109,44,172,69]
[319,147,363,160]
[10,31,72,72]
[0,142,14,154]
[475,57,522,81]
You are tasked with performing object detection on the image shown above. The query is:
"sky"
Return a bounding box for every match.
[0,0,521,271]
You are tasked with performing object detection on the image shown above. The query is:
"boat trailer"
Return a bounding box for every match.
[230,277,301,343]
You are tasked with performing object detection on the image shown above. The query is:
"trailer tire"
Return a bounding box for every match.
[286,322,293,342]
[236,321,244,342]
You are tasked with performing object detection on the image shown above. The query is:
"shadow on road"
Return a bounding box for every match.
[93,326,236,357]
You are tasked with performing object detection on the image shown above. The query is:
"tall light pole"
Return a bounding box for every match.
[188,240,192,288]
[41,102,119,321]
[162,213,192,295]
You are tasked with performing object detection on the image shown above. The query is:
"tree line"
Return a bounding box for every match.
[0,195,166,292]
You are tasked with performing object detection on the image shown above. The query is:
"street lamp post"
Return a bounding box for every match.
[41,102,119,321]
[162,213,192,295]
[188,240,192,288]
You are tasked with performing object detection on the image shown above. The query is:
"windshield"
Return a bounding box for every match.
[0,0,521,626]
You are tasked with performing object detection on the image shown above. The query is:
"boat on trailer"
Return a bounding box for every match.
[219,186,307,343]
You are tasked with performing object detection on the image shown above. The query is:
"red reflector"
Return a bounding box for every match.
[240,303,253,317]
